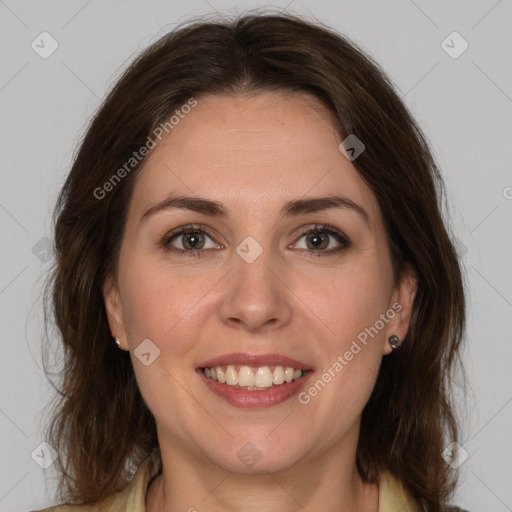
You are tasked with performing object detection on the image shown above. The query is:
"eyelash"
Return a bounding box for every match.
[160,223,351,258]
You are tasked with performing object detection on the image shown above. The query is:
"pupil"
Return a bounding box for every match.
[309,233,326,249]
[185,233,203,250]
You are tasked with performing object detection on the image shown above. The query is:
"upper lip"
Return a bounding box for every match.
[198,352,313,370]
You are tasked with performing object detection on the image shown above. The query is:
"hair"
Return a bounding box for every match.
[42,9,467,511]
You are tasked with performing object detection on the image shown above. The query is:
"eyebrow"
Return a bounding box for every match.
[140,194,370,227]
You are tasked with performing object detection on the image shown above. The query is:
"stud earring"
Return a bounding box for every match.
[388,334,401,350]
[115,337,121,347]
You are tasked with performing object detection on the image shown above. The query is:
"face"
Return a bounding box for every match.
[104,92,416,474]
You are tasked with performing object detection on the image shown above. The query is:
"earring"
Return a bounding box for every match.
[115,337,121,347]
[388,334,401,350]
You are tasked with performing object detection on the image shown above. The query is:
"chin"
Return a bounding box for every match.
[202,435,306,475]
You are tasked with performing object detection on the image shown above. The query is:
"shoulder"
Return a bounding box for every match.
[26,496,116,512]
[28,493,126,512]
[378,471,470,512]
[29,449,162,512]
[26,507,95,512]
[378,470,420,511]
[27,487,120,512]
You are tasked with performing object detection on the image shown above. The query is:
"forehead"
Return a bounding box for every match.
[128,92,381,227]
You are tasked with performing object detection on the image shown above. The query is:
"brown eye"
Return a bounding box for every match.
[161,225,222,257]
[292,224,351,256]
[174,231,206,250]
[304,232,330,250]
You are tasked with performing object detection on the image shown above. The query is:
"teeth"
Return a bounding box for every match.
[238,365,256,387]
[284,367,294,383]
[255,367,273,387]
[225,365,238,385]
[202,365,306,390]
[216,367,226,383]
[273,366,285,385]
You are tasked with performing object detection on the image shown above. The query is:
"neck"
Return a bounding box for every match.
[146,430,379,512]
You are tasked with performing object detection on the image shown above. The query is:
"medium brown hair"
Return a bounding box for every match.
[42,10,467,511]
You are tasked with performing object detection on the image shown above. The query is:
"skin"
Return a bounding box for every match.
[104,91,417,512]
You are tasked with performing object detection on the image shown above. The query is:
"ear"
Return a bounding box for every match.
[383,267,418,355]
[103,275,128,350]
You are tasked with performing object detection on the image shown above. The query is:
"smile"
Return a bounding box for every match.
[197,366,314,408]
[202,364,307,390]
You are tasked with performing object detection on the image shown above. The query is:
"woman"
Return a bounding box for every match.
[36,11,469,512]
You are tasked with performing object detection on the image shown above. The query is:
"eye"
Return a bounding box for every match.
[291,224,351,257]
[161,224,222,257]
[160,223,351,258]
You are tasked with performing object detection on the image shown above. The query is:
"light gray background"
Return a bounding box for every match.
[1,1,511,510]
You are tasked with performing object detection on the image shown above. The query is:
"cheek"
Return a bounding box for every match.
[119,257,222,357]
[120,256,184,334]
[301,260,391,342]
[294,261,390,405]
[121,276,175,343]
[119,260,205,415]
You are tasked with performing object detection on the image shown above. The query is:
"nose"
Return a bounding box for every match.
[218,246,293,333]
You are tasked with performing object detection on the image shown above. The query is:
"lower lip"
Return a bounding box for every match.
[197,368,314,408]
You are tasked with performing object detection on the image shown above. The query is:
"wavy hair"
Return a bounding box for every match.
[42,10,467,511]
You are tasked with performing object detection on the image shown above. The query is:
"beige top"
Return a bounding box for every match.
[34,450,419,511]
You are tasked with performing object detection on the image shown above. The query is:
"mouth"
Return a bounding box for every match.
[196,353,314,408]
[200,364,310,389]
